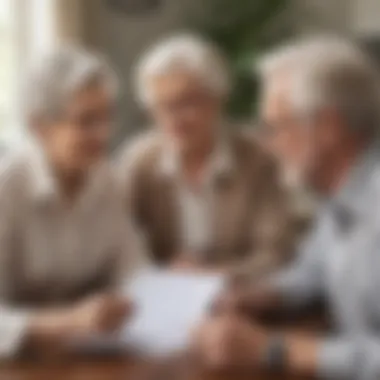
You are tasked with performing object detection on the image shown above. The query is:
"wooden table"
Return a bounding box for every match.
[0,313,322,380]
[0,355,309,380]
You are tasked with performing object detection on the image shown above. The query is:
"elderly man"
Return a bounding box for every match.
[118,35,300,276]
[193,37,380,380]
[0,47,144,358]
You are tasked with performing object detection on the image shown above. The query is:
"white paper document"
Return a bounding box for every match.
[122,270,224,356]
[75,270,224,357]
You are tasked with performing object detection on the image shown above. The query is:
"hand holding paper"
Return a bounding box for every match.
[73,270,224,356]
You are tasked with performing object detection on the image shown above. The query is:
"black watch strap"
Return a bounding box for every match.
[261,335,288,373]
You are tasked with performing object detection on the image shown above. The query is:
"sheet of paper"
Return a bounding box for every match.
[73,270,224,357]
[121,270,224,356]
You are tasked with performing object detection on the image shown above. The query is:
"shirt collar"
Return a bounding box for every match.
[158,136,235,182]
[27,139,108,207]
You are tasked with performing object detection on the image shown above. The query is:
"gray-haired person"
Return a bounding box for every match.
[118,34,300,276]
[0,47,145,358]
[193,37,380,380]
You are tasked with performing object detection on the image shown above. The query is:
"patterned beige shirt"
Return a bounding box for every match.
[0,142,146,357]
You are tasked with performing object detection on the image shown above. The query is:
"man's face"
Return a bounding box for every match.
[260,80,318,189]
[146,71,222,153]
[36,84,114,173]
[260,78,347,190]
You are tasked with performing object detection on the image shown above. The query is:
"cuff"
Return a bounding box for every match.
[317,338,358,380]
[0,309,31,358]
[268,272,305,307]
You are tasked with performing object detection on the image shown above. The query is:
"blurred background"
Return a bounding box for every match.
[1,0,379,148]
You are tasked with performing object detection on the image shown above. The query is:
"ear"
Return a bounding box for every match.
[29,116,50,139]
[320,107,343,145]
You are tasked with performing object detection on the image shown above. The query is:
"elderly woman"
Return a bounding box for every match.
[0,47,143,358]
[118,34,301,276]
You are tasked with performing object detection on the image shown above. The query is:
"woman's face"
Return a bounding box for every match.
[147,70,223,153]
[35,83,115,174]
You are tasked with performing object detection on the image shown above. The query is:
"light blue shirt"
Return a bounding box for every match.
[272,141,380,380]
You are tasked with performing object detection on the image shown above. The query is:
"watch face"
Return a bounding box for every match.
[106,0,162,15]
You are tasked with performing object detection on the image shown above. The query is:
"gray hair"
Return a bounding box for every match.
[136,34,230,105]
[257,36,380,133]
[23,46,118,122]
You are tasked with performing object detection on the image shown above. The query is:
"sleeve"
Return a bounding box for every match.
[318,335,380,380]
[0,157,32,357]
[268,221,326,309]
[118,215,152,280]
[114,132,153,213]
[0,308,31,358]
[316,228,380,380]
[114,133,153,248]
[229,156,312,279]
[111,164,152,287]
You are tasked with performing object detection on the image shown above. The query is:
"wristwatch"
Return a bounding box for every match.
[261,334,288,373]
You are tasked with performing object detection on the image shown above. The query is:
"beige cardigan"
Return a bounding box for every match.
[119,130,307,276]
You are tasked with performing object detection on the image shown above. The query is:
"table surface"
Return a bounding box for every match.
[0,315,322,380]
[0,355,309,380]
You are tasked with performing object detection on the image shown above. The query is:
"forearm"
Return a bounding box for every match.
[266,259,324,312]
[0,306,77,358]
[266,333,367,380]
[26,308,80,353]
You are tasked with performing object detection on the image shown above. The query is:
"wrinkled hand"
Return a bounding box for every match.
[170,255,212,274]
[27,294,134,356]
[170,255,228,275]
[171,255,200,271]
[191,315,269,371]
[65,294,133,335]
[211,282,278,318]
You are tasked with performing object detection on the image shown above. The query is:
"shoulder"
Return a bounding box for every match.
[116,129,164,175]
[338,148,380,227]
[0,149,31,191]
[228,126,279,175]
[366,159,380,210]
[0,149,33,204]
[357,149,380,203]
[356,162,380,233]
[114,130,165,201]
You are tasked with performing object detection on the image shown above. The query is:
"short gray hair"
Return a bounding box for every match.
[23,46,118,122]
[136,34,230,105]
[257,36,380,133]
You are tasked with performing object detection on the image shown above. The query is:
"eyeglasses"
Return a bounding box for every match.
[256,116,310,140]
[65,106,115,131]
[154,91,214,115]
